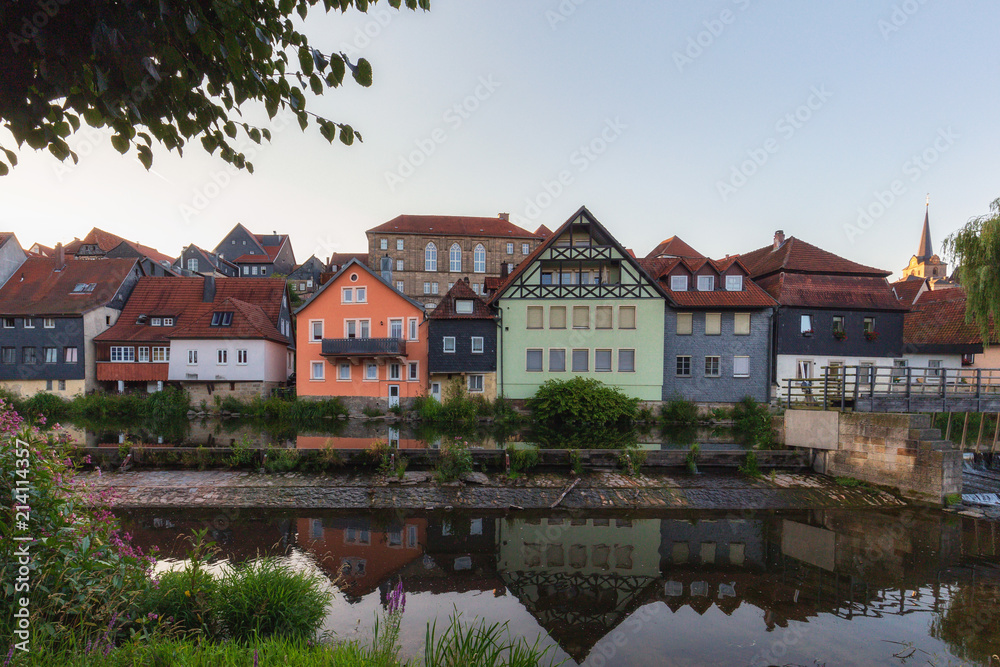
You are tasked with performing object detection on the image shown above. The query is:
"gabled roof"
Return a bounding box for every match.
[0,257,139,316]
[639,257,776,309]
[27,242,52,257]
[904,287,991,349]
[739,236,890,279]
[892,276,927,306]
[0,233,15,249]
[534,224,553,239]
[65,227,173,263]
[95,277,289,344]
[328,252,368,269]
[177,244,238,273]
[168,297,285,343]
[295,258,424,315]
[367,215,540,239]
[429,279,495,319]
[233,254,274,264]
[645,236,704,260]
[755,272,908,311]
[488,206,673,305]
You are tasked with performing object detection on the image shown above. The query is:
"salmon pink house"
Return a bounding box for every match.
[295,259,428,411]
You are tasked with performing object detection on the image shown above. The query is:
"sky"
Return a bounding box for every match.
[2,1,998,280]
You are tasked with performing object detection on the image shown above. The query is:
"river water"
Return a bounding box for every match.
[118,507,1000,666]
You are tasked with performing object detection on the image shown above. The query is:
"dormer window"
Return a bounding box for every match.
[210,312,234,327]
[151,317,162,326]
[71,283,96,293]
[455,300,474,314]
[697,275,714,291]
[670,275,688,291]
[725,275,743,291]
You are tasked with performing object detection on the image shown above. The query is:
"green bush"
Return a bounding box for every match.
[617,448,647,477]
[739,450,763,478]
[507,445,540,475]
[19,392,71,421]
[263,447,299,473]
[214,558,332,642]
[137,567,218,638]
[732,396,777,448]
[528,377,639,427]
[661,395,699,425]
[435,438,473,482]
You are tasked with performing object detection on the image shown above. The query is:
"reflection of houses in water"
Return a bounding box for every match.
[296,516,426,603]
[496,517,662,662]
[120,511,289,562]
[395,515,503,595]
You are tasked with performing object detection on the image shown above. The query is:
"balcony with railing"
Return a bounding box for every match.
[320,337,407,358]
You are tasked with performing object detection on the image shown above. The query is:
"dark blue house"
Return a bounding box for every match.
[427,279,497,401]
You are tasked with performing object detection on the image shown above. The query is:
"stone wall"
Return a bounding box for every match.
[183,381,282,404]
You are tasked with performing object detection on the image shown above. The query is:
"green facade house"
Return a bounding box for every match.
[491,207,670,401]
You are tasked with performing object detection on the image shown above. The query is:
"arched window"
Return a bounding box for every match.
[473,244,486,273]
[425,243,437,271]
[449,244,462,272]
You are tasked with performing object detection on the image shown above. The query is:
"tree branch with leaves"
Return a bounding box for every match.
[943,197,1000,347]
[0,0,429,175]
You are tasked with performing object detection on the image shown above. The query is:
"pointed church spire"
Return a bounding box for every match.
[917,195,933,261]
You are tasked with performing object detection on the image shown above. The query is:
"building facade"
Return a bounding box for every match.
[287,255,326,299]
[427,279,498,401]
[212,223,296,276]
[295,259,428,412]
[0,233,27,287]
[365,214,541,308]
[173,244,240,277]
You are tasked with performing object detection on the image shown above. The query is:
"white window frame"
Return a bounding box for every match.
[311,361,325,380]
[365,363,378,381]
[473,244,486,273]
[733,355,750,378]
[380,238,388,250]
[705,355,721,377]
[187,349,198,365]
[455,300,474,315]
[44,347,58,364]
[389,318,404,339]
[389,363,402,381]
[342,287,354,304]
[237,349,248,365]
[64,346,79,363]
[137,347,150,363]
[110,346,135,362]
[676,355,692,377]
[726,275,743,291]
[449,243,462,272]
[163,317,173,327]
[521,243,530,255]
[506,242,514,255]
[396,259,404,272]
[697,275,715,291]
[310,320,323,342]
[356,287,367,303]
[43,318,55,329]
[468,374,484,393]
[408,317,418,341]
[151,317,162,326]
[396,280,405,292]
[338,363,351,380]
[425,243,437,271]
[152,347,168,362]
[407,362,419,382]
[443,336,456,353]
[526,348,543,372]
[187,258,198,271]
[23,318,33,329]
[396,239,404,251]
[670,275,688,291]
[471,336,484,354]
[217,349,228,365]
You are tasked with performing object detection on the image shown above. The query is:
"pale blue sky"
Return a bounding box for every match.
[2,1,997,278]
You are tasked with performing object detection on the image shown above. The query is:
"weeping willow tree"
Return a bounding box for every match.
[943,198,1000,347]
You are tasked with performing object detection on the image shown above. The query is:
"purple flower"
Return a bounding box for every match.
[254,649,259,667]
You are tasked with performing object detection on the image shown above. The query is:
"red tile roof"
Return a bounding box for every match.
[95,277,288,344]
[429,280,495,319]
[27,242,53,257]
[645,236,704,260]
[168,297,286,343]
[233,254,274,264]
[904,287,992,347]
[891,276,926,306]
[739,237,890,278]
[0,257,138,316]
[755,273,907,311]
[639,257,776,309]
[66,227,173,263]
[329,253,367,268]
[368,215,540,239]
[534,225,553,238]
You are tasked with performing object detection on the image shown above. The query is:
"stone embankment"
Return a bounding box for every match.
[76,469,907,511]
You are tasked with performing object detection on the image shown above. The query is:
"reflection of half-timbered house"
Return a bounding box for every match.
[490,207,670,401]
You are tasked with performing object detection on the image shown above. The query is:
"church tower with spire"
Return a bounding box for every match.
[901,196,948,280]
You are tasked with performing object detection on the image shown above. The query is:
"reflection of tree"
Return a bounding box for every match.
[930,581,1000,665]
[529,423,638,449]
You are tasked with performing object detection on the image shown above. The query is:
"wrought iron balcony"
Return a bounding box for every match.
[321,337,407,357]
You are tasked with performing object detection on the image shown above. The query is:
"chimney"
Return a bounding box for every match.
[773,230,785,250]
[54,242,65,271]
[380,253,393,284]
[202,275,216,303]
[498,212,509,221]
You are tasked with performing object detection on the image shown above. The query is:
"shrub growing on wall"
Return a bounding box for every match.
[527,377,639,427]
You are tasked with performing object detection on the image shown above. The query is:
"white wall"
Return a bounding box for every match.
[775,353,900,396]
[168,339,289,382]
[82,306,120,393]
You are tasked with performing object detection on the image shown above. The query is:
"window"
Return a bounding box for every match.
[473,244,486,273]
[396,239,404,251]
[549,349,566,372]
[619,349,635,372]
[210,311,233,327]
[795,360,813,379]
[396,259,404,272]
[187,258,198,271]
[471,336,484,354]
[697,275,715,291]
[676,355,692,377]
[23,318,33,328]
[71,282,96,293]
[423,282,431,294]
[380,238,388,250]
[137,347,149,362]
[58,380,65,391]
[431,283,438,295]
[596,306,613,329]
[215,349,227,364]
[1,348,14,363]
[44,347,58,363]
[151,347,168,362]
[527,306,543,329]
[733,356,750,377]
[359,320,370,338]
[345,320,357,338]
[670,275,688,291]
[2,318,13,328]
[468,375,484,393]
[676,313,693,335]
[243,266,249,275]
[455,300,474,314]
[471,283,480,294]
[526,349,543,372]
[705,356,721,377]
[860,361,875,385]
[573,306,589,329]
[389,319,404,339]
[342,287,354,303]
[389,363,401,381]
[595,349,612,372]
[832,315,845,333]
[734,313,751,335]
[252,266,258,276]
[521,243,530,255]
[927,359,943,379]
[725,275,743,291]
[311,361,324,380]
[187,350,198,365]
[356,287,366,303]
[331,362,348,380]
[408,362,418,381]
[506,242,514,254]
[365,363,378,380]
[619,306,636,329]
[162,317,174,327]
[396,280,405,292]
[863,316,876,333]
[46,380,52,391]
[800,314,813,334]
[310,320,323,342]
[705,313,722,335]
[64,347,78,363]
[443,336,456,353]
[408,318,418,341]
[449,244,462,272]
[572,349,589,372]
[424,243,437,271]
[110,346,134,362]
[549,306,566,329]
[151,317,162,326]
[237,349,248,365]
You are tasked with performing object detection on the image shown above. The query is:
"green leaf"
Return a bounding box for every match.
[110,134,130,154]
[0,161,8,176]
[48,140,70,161]
[2,148,18,166]
[137,146,153,170]
[310,74,323,96]
[298,46,313,76]
[353,58,372,87]
[338,124,354,146]
[224,121,237,138]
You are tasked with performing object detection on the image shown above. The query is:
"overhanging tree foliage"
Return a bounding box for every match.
[943,197,1000,346]
[0,0,429,175]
